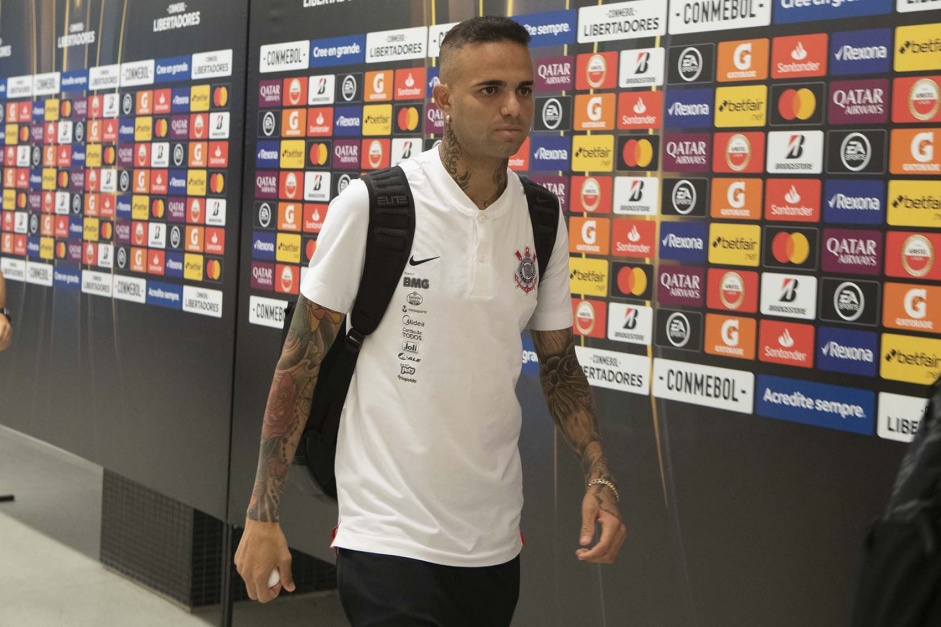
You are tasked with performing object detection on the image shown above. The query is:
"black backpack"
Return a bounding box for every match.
[850,377,941,627]
[279,165,560,500]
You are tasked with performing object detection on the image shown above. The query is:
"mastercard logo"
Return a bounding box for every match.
[725,134,752,172]
[305,239,316,260]
[16,192,26,209]
[901,234,934,278]
[18,126,29,142]
[213,87,229,108]
[206,259,222,280]
[100,222,113,240]
[309,142,329,166]
[771,231,811,265]
[621,138,655,168]
[777,88,816,121]
[60,100,72,118]
[909,79,941,122]
[210,173,225,194]
[104,146,116,165]
[617,266,648,297]
[55,241,67,258]
[152,199,166,219]
[397,106,420,132]
[155,118,169,138]
[57,172,69,187]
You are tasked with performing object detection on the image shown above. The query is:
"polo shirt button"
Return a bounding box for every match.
[478,255,485,262]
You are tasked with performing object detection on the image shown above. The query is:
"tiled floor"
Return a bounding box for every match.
[0,425,346,627]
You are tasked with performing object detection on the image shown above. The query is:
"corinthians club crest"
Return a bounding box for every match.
[514,247,537,293]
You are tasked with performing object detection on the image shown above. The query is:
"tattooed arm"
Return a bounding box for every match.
[0,271,10,352]
[234,294,345,602]
[531,327,627,564]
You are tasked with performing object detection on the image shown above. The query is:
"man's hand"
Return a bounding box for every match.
[576,485,626,564]
[234,519,296,603]
[0,315,11,352]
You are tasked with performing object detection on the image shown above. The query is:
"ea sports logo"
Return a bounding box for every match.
[74,121,85,142]
[173,144,185,166]
[585,54,607,89]
[262,111,276,136]
[733,43,752,71]
[901,234,934,278]
[666,312,691,347]
[580,177,601,212]
[678,48,703,82]
[342,75,357,101]
[834,282,864,321]
[258,202,272,227]
[719,272,745,310]
[841,132,871,172]
[909,79,941,121]
[725,134,751,172]
[122,93,133,115]
[542,98,562,130]
[117,247,127,269]
[338,174,352,193]
[673,180,697,214]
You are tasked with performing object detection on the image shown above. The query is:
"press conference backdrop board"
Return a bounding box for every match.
[0,0,248,519]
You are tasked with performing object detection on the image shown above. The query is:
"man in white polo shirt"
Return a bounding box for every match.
[236,16,625,626]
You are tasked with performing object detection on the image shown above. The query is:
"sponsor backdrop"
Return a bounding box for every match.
[230,0,934,625]
[0,0,247,519]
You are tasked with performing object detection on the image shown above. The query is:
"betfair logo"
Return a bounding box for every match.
[895,24,941,72]
[572,135,614,173]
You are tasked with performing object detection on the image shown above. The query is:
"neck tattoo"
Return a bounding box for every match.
[442,121,471,191]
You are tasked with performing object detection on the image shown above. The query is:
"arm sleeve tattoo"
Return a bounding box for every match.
[531,328,614,486]
[246,295,345,522]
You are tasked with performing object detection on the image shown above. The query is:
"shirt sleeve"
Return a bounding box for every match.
[299,179,369,314]
[526,206,573,331]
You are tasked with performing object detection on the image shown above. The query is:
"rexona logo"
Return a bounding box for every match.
[883,282,941,334]
[759,272,818,320]
[825,180,885,226]
[657,266,704,306]
[611,219,656,258]
[572,298,606,338]
[613,176,659,215]
[535,96,572,132]
[705,313,757,360]
[885,231,941,281]
[890,128,941,175]
[616,135,660,172]
[707,268,759,313]
[879,391,929,444]
[821,228,882,276]
[571,135,614,172]
[708,223,761,267]
[663,133,711,173]
[763,226,819,271]
[888,180,941,227]
[610,261,653,301]
[531,136,572,171]
[664,177,709,218]
[826,130,886,175]
[895,23,941,73]
[618,47,665,88]
[659,221,708,263]
[829,79,889,125]
[770,83,825,126]
[617,91,663,130]
[758,319,814,368]
[892,76,941,124]
[576,51,618,90]
[820,278,880,326]
[669,0,771,35]
[655,309,703,352]
[714,85,768,127]
[771,33,827,79]
[830,28,891,76]
[766,130,824,174]
[717,38,770,83]
[664,88,714,129]
[569,217,611,255]
[607,302,653,346]
[765,178,821,222]
[652,359,755,414]
[711,178,762,220]
[756,375,875,437]
[569,257,608,297]
[882,332,941,385]
[713,132,765,174]
[668,44,715,84]
[572,176,612,213]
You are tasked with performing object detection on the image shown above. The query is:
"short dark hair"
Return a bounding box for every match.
[439,16,531,82]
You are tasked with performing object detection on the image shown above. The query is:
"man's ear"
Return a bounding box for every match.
[433,82,452,114]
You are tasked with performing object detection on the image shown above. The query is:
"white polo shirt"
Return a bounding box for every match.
[300,147,572,567]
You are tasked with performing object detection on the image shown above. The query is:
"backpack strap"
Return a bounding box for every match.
[346,166,415,347]
[519,175,559,284]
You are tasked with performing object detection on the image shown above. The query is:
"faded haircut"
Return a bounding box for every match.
[439,16,531,83]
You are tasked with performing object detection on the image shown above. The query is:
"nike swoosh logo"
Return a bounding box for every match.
[409,255,439,266]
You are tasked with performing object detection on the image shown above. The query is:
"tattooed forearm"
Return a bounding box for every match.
[441,119,471,191]
[247,295,344,522]
[531,329,614,485]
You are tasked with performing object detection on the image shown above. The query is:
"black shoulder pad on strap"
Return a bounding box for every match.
[354,166,415,335]
[519,175,560,284]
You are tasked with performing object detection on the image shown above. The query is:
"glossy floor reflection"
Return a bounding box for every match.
[0,425,345,627]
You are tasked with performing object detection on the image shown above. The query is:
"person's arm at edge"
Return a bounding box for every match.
[0,270,10,351]
[234,295,344,602]
[531,327,626,564]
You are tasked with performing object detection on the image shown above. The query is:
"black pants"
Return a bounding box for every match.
[336,548,521,627]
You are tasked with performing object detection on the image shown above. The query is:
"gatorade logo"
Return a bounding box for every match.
[890,128,941,175]
[718,39,769,82]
